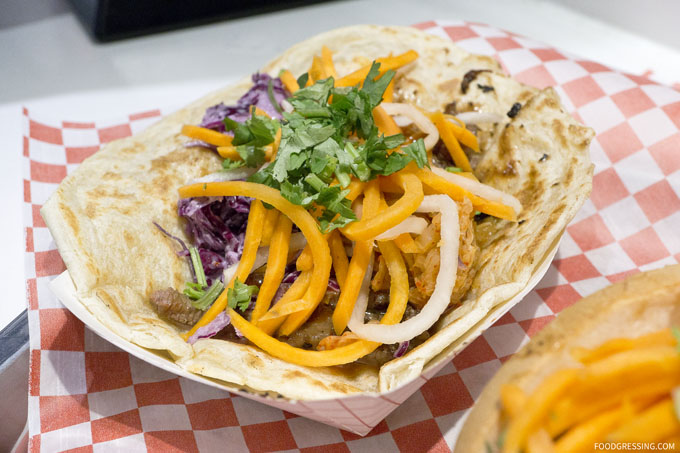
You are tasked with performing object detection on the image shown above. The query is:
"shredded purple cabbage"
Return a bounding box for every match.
[178,196,252,280]
[153,221,196,282]
[200,73,289,131]
[183,140,217,151]
[327,277,341,293]
[394,340,410,358]
[281,270,301,284]
[187,311,231,344]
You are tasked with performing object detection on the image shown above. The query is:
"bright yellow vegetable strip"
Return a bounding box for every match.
[503,369,580,453]
[500,384,528,419]
[257,270,312,335]
[526,430,555,453]
[547,376,678,437]
[259,208,280,246]
[336,50,419,88]
[608,398,679,443]
[373,105,402,137]
[393,233,421,254]
[571,329,675,364]
[181,125,233,147]
[251,214,292,323]
[415,167,517,221]
[574,346,680,400]
[431,112,472,172]
[258,298,309,321]
[321,45,337,79]
[230,309,382,367]
[553,403,636,453]
[216,146,241,160]
[346,180,366,201]
[341,172,423,241]
[384,79,394,103]
[331,181,381,335]
[182,198,266,340]
[280,69,299,93]
[328,230,349,290]
[178,182,331,339]
[444,114,480,152]
[309,55,326,83]
[296,245,313,272]
[272,127,282,158]
[376,240,408,323]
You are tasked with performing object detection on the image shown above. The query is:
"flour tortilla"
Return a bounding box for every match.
[455,264,680,453]
[42,25,593,400]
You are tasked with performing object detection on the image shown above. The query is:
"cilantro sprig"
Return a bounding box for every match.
[227,278,259,312]
[222,109,281,169]
[244,61,428,232]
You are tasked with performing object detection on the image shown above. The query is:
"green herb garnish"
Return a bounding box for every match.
[267,78,284,115]
[227,278,259,312]
[248,61,428,232]
[183,282,205,300]
[189,246,207,287]
[192,280,225,310]
[446,166,462,173]
[223,109,280,168]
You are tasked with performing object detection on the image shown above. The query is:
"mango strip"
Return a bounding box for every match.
[321,45,337,79]
[296,245,313,272]
[279,70,300,93]
[393,233,422,254]
[431,112,472,171]
[331,180,381,335]
[608,398,679,443]
[447,117,480,152]
[178,182,331,339]
[250,214,292,323]
[328,230,349,289]
[415,167,517,221]
[309,55,326,83]
[341,172,423,241]
[182,198,266,340]
[526,430,555,453]
[257,270,312,335]
[501,384,528,419]
[376,240,409,323]
[384,79,394,103]
[336,50,419,88]
[181,125,233,147]
[571,329,675,364]
[503,369,580,453]
[230,309,383,367]
[260,208,280,247]
[373,105,402,136]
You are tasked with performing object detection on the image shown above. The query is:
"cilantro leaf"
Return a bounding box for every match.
[223,111,280,168]
[402,138,429,169]
[222,158,245,170]
[296,72,309,89]
[361,62,395,106]
[227,279,259,312]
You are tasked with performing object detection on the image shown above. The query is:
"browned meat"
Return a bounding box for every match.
[149,288,203,326]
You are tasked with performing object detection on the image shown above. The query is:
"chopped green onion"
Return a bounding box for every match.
[305,173,325,191]
[192,280,225,310]
[227,278,259,312]
[189,246,207,287]
[183,282,205,300]
[446,166,462,173]
[267,79,284,115]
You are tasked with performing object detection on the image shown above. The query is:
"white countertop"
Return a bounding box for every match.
[2,0,680,330]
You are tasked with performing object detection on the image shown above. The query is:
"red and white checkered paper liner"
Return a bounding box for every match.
[24,20,680,452]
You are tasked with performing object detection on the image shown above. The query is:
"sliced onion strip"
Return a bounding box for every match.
[348,195,459,344]
[381,102,439,151]
[189,167,257,184]
[431,167,522,215]
[375,215,428,240]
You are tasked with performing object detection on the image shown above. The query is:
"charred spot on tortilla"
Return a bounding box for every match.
[539,153,549,162]
[506,102,522,118]
[461,69,492,94]
[477,83,494,93]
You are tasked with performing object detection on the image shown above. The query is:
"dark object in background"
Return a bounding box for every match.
[69,0,335,42]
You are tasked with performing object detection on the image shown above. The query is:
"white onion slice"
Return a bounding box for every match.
[393,115,412,127]
[348,253,375,329]
[431,167,522,216]
[222,232,306,282]
[348,195,459,344]
[281,99,294,113]
[381,102,439,151]
[189,167,257,184]
[454,111,504,125]
[375,216,428,241]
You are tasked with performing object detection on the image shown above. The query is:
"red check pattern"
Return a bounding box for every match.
[24,20,680,451]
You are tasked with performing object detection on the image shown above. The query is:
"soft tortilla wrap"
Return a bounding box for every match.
[455,264,680,452]
[42,25,593,400]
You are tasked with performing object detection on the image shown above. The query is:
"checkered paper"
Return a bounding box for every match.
[24,20,680,452]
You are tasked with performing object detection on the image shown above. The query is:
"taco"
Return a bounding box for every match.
[455,264,680,452]
[42,25,593,400]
